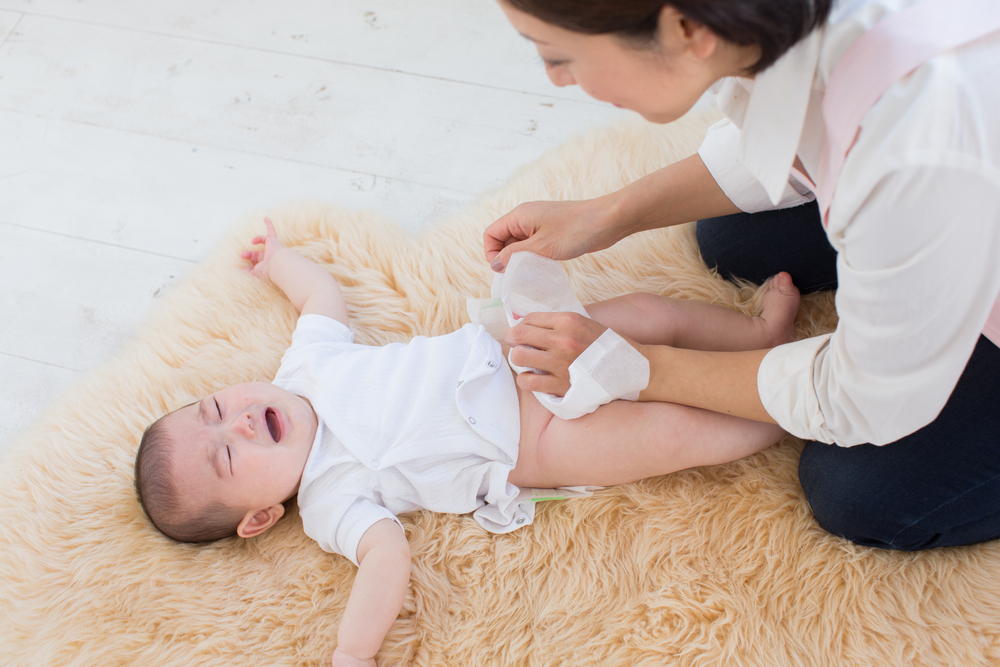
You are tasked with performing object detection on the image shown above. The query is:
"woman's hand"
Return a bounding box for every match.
[484,196,624,272]
[484,155,743,272]
[504,311,612,396]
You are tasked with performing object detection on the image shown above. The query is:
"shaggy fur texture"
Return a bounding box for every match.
[2,112,999,667]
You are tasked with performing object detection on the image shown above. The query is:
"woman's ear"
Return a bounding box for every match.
[657,5,718,60]
[236,504,286,538]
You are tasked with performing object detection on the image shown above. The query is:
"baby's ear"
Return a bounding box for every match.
[237,505,286,538]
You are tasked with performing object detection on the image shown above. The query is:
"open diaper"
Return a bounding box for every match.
[467,252,650,421]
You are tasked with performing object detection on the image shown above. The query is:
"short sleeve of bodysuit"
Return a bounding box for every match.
[298,489,403,567]
[274,313,354,375]
[273,314,405,566]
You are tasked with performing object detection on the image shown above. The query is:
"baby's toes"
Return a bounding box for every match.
[760,272,801,344]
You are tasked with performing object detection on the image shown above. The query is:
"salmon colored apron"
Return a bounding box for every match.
[790,0,1000,344]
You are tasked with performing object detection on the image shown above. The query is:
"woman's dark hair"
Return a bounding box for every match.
[503,0,834,74]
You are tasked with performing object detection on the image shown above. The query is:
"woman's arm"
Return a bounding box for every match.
[484,153,740,271]
[764,167,1000,446]
[504,311,776,424]
[507,166,1000,443]
[640,345,776,423]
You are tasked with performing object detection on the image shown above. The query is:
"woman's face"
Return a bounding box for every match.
[499,2,744,124]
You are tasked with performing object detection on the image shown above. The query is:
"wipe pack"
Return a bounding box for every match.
[467,252,650,420]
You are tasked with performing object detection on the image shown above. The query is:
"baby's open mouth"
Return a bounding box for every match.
[265,408,282,442]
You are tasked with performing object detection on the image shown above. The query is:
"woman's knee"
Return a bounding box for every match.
[797,441,906,549]
[696,203,837,293]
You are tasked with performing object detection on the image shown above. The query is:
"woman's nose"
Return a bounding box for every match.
[546,67,576,88]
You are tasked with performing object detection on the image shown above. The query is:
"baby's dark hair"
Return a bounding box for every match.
[134,411,245,543]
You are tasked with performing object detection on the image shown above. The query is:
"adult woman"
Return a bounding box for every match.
[485,0,1000,550]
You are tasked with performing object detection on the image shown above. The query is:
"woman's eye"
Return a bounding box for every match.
[539,56,567,68]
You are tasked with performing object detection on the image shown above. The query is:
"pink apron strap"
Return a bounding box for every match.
[810,0,1000,345]
[816,0,1000,221]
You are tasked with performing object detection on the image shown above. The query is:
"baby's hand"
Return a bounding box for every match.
[241,217,286,280]
[331,647,376,667]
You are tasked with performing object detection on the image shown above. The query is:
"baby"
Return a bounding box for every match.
[134,218,799,667]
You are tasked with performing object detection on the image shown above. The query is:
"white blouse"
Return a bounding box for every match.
[697,0,1000,446]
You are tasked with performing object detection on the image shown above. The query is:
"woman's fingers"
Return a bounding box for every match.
[489,240,526,274]
[484,205,541,270]
[482,212,515,263]
[504,312,608,396]
[484,198,622,271]
[506,312,605,354]
[506,345,567,377]
[516,370,570,396]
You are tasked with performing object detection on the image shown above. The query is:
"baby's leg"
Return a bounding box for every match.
[510,385,785,489]
[586,272,801,352]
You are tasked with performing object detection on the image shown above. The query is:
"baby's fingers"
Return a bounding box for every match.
[242,249,263,264]
[249,235,267,246]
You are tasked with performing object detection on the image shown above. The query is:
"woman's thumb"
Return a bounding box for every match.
[490,242,524,273]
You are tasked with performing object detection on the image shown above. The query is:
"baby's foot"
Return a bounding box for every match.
[753,272,801,347]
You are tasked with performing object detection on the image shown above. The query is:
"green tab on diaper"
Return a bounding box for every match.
[481,297,504,310]
[529,488,567,502]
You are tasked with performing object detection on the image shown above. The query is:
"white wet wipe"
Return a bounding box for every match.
[468,252,650,420]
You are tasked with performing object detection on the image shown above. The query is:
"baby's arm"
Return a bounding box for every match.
[332,519,411,667]
[242,217,350,326]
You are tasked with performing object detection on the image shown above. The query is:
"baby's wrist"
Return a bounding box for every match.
[332,646,376,666]
[265,246,297,278]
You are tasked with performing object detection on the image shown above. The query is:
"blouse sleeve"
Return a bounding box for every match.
[758,165,1000,446]
[698,119,815,212]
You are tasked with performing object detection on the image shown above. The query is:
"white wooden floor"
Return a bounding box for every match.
[0,0,633,450]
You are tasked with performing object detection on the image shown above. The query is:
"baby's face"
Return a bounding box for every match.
[163,381,318,521]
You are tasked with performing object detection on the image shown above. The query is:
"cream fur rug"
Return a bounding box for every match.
[3,112,999,667]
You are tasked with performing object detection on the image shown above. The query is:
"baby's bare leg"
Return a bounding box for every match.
[508,274,797,489]
[585,272,801,351]
[510,385,785,489]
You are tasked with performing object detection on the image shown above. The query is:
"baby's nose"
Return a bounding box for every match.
[231,412,255,438]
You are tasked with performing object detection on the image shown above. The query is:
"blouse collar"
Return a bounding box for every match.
[736,27,825,205]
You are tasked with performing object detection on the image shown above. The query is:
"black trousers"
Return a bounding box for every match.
[697,202,1000,550]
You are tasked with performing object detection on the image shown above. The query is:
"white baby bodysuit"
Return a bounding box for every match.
[274,315,526,565]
